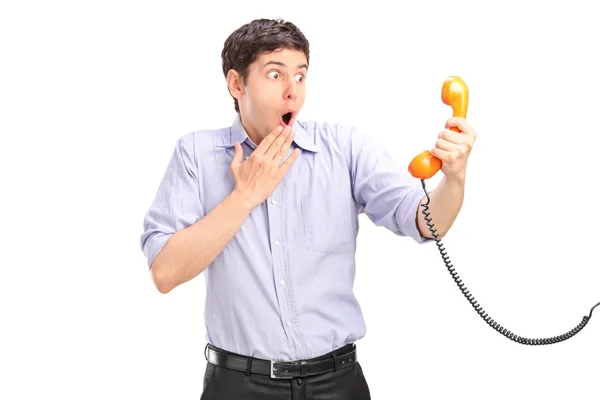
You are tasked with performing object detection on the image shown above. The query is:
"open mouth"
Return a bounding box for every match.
[282,112,293,126]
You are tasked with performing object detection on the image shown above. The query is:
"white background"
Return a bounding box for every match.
[2,0,599,399]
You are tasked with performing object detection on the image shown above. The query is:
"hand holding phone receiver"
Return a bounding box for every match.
[408,76,469,180]
[411,76,600,345]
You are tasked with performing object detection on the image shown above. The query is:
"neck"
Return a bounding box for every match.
[239,113,264,146]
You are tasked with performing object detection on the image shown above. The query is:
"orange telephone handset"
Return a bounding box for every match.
[408,76,469,179]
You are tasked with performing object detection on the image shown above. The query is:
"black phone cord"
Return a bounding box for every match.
[419,178,600,345]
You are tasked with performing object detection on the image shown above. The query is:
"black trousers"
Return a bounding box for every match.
[200,343,371,400]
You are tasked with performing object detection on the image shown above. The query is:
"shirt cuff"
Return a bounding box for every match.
[402,185,434,244]
[143,232,172,269]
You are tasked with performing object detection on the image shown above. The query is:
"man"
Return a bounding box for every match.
[140,18,477,400]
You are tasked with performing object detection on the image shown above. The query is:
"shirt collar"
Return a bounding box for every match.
[224,114,319,153]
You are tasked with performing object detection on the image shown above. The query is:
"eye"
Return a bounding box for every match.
[267,71,280,79]
[295,74,304,82]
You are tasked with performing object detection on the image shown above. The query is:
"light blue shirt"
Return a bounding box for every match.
[140,114,430,361]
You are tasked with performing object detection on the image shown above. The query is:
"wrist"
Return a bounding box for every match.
[445,170,466,186]
[228,189,256,213]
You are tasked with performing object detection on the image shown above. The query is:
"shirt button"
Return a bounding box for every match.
[271,198,278,205]
[279,280,285,286]
[286,321,292,327]
[274,240,281,246]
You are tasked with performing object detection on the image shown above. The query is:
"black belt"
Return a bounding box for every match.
[205,343,357,379]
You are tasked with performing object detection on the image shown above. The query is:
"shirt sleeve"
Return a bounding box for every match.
[140,133,204,269]
[344,125,433,244]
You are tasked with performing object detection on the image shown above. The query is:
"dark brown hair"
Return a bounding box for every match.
[221,18,310,113]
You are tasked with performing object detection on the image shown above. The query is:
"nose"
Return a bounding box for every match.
[283,77,297,100]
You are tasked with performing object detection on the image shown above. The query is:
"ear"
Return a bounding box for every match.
[226,69,244,101]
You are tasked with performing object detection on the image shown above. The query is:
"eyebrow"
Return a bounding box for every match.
[263,61,308,70]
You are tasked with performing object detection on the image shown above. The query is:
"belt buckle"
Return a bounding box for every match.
[270,360,304,379]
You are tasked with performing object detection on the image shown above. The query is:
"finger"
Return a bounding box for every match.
[430,147,457,163]
[434,137,461,153]
[273,130,295,165]
[445,117,477,139]
[230,142,243,167]
[445,117,468,131]
[256,125,284,155]
[265,125,292,160]
[438,129,471,147]
[278,148,301,175]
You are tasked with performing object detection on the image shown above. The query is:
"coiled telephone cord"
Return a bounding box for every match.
[419,179,600,345]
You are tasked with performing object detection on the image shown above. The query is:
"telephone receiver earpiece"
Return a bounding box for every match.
[408,76,469,179]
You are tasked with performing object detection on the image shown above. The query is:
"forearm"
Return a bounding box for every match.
[150,190,253,293]
[416,175,466,239]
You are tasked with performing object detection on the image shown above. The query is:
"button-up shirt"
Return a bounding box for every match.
[140,114,430,361]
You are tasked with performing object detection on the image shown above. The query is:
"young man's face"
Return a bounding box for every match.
[233,48,307,140]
